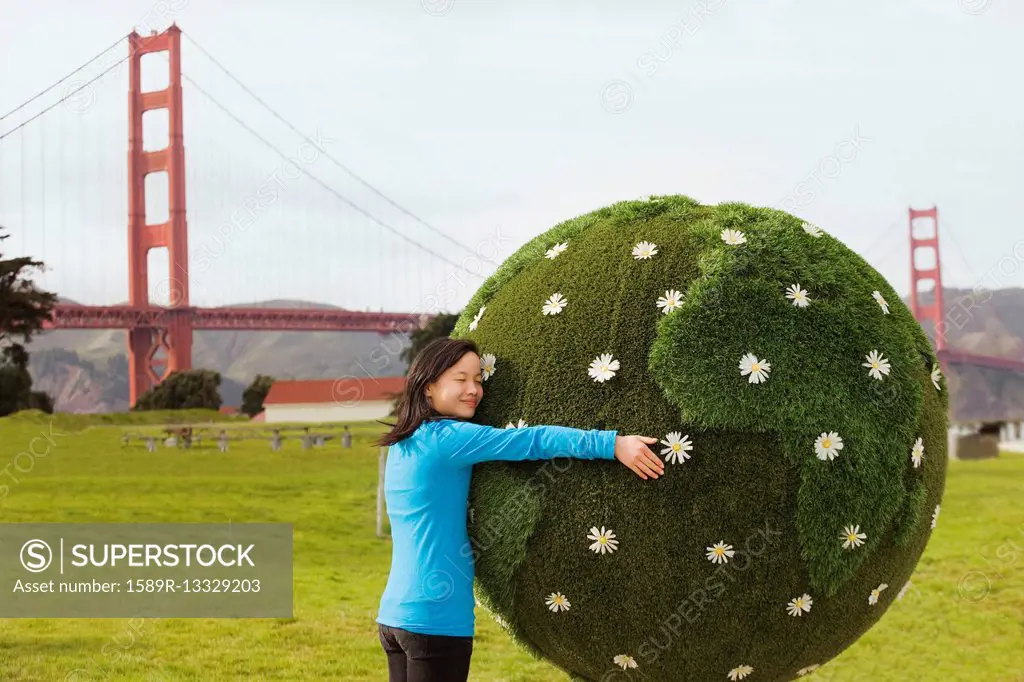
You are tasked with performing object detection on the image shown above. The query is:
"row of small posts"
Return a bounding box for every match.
[126,426,354,452]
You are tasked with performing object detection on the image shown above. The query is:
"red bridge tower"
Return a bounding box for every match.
[908,206,945,351]
[126,26,192,404]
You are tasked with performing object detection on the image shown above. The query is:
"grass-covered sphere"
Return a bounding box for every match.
[453,195,948,681]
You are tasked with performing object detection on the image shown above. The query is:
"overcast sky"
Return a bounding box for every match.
[0,0,1021,314]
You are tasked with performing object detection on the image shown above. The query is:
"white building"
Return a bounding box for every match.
[261,376,406,424]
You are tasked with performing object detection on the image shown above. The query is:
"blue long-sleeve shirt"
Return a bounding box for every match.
[376,418,618,637]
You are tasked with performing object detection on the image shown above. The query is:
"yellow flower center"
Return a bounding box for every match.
[715,547,725,556]
[822,439,832,449]
[672,444,681,452]
[598,537,607,545]
[751,363,760,372]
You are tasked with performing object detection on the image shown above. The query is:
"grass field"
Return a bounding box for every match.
[0,413,1022,681]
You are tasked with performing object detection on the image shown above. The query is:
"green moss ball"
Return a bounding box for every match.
[454,195,947,681]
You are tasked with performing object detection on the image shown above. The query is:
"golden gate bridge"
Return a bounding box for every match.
[2,25,1023,412]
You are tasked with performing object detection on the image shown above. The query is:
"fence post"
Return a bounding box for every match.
[377,446,389,538]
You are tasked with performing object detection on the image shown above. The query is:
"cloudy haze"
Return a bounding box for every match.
[1,0,1021,312]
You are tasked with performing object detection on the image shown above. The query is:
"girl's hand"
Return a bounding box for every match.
[614,435,664,480]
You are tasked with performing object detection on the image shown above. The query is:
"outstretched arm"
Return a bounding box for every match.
[433,420,663,479]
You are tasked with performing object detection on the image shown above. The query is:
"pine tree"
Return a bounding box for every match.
[132,369,222,411]
[241,374,275,417]
[0,227,57,416]
[401,312,459,366]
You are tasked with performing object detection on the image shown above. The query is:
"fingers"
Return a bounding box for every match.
[617,436,667,480]
[634,458,659,479]
[635,441,664,473]
[644,450,664,474]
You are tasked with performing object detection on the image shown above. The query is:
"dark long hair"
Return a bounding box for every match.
[375,337,480,447]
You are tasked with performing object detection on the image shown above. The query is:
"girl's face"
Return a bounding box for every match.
[425,352,483,418]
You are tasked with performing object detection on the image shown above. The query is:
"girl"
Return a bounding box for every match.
[374,337,664,681]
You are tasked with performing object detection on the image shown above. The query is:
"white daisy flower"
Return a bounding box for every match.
[786,284,810,308]
[542,293,567,316]
[739,353,771,384]
[931,504,940,529]
[802,222,824,238]
[911,437,925,468]
[545,592,570,613]
[896,581,912,601]
[660,432,694,464]
[872,290,890,315]
[863,350,891,381]
[786,593,813,617]
[632,241,659,260]
[480,353,497,381]
[469,306,485,331]
[588,353,620,383]
[868,583,888,605]
[705,541,735,565]
[797,664,820,676]
[931,364,942,391]
[545,241,568,259]
[814,432,843,461]
[505,419,528,429]
[841,524,867,550]
[721,229,747,246]
[587,526,619,555]
[657,289,683,314]
[728,664,754,680]
[613,654,638,670]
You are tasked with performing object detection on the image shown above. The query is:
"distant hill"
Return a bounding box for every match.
[913,287,1024,358]
[28,299,411,413]
[910,287,1024,422]
[26,290,1024,419]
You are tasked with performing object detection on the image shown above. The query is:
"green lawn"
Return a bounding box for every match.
[1,414,1022,681]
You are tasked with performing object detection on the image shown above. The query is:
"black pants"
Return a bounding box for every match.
[378,623,473,682]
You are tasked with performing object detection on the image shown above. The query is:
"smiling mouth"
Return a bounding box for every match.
[461,400,477,406]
